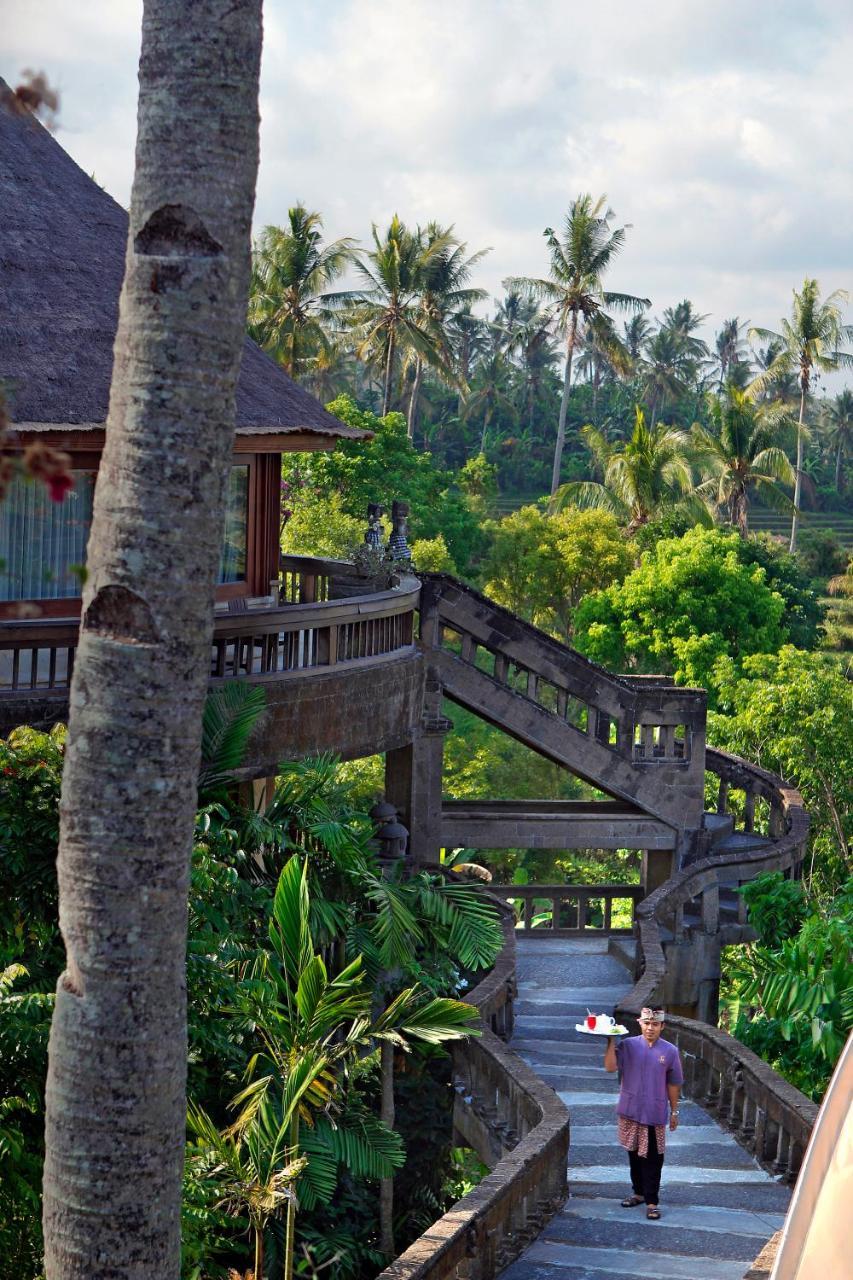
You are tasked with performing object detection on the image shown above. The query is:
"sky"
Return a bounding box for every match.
[6,0,853,381]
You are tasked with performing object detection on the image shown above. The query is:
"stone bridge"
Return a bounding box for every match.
[376,573,815,1280]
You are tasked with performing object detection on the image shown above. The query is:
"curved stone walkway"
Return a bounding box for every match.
[501,938,790,1280]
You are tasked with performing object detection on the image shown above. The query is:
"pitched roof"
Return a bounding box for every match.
[0,79,364,441]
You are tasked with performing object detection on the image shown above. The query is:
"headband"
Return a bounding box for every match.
[640,1007,666,1021]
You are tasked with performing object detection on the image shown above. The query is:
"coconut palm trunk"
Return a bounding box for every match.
[41,4,262,1276]
[383,328,396,416]
[408,356,424,438]
[551,312,578,496]
[790,382,807,553]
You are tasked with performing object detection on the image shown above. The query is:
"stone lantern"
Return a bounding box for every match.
[369,799,410,876]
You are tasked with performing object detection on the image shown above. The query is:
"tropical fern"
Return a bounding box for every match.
[198,683,268,800]
[298,1113,404,1209]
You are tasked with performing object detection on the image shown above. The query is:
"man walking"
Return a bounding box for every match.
[603,1007,683,1220]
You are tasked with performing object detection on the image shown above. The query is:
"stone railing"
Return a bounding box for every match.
[488,883,643,937]
[377,903,570,1280]
[617,745,815,1183]
[418,574,707,837]
[0,555,420,700]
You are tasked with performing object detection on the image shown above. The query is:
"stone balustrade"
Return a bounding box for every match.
[376,904,570,1280]
[488,882,644,937]
[617,744,814,1184]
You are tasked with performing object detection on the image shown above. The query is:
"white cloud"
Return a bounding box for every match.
[4,0,853,369]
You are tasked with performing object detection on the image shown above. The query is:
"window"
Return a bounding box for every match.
[218,464,249,584]
[0,462,252,602]
[0,471,95,601]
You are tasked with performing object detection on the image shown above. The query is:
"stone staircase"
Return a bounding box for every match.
[501,937,790,1280]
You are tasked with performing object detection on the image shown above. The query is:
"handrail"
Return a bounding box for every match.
[489,882,643,936]
[617,744,814,1183]
[376,901,570,1280]
[0,556,421,695]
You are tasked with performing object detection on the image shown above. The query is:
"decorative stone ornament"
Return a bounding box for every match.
[364,502,384,550]
[388,500,412,564]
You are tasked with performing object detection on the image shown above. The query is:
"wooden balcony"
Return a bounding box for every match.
[0,555,425,764]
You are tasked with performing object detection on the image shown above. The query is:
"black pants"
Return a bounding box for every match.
[628,1126,664,1204]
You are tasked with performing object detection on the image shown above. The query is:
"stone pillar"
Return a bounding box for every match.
[641,849,675,897]
[384,672,451,870]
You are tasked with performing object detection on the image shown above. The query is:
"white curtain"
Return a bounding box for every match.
[0,471,95,601]
[219,464,249,584]
[0,464,249,600]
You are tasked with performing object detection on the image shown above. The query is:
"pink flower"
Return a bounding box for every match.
[47,473,74,502]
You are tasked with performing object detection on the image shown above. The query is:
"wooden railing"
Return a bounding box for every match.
[376,903,570,1280]
[618,745,814,1183]
[0,556,420,696]
[489,883,643,936]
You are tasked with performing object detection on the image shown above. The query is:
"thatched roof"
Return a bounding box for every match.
[0,79,364,442]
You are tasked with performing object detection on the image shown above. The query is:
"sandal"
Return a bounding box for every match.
[621,1195,644,1207]
[646,1206,661,1220]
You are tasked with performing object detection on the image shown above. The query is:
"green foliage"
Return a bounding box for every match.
[722,881,853,1100]
[443,705,588,805]
[0,724,64,979]
[556,408,707,531]
[411,534,457,574]
[0,965,52,1274]
[482,504,632,640]
[736,534,824,649]
[797,528,848,583]
[737,872,807,947]
[710,647,853,895]
[574,527,789,698]
[199,684,268,803]
[281,490,364,560]
[283,396,487,572]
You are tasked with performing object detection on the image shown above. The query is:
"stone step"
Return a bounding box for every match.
[571,1142,762,1170]
[569,1162,772,1185]
[569,1181,792,1212]
[541,1211,764,1261]
[702,810,735,847]
[502,1238,749,1279]
[559,1196,786,1239]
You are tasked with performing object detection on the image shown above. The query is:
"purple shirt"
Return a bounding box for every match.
[615,1035,683,1127]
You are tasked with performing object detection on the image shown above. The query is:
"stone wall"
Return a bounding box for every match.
[237,648,424,773]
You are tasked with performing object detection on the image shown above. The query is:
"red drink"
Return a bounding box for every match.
[586,1014,597,1030]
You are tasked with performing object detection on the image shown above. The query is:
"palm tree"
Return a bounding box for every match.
[462,323,517,452]
[640,326,692,420]
[505,193,649,495]
[641,299,710,420]
[345,216,450,416]
[715,317,750,389]
[576,312,632,421]
[624,310,651,361]
[692,387,795,536]
[660,299,710,366]
[228,858,479,1280]
[750,279,853,551]
[554,406,705,533]
[820,390,853,495]
[406,223,488,438]
[248,207,357,379]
